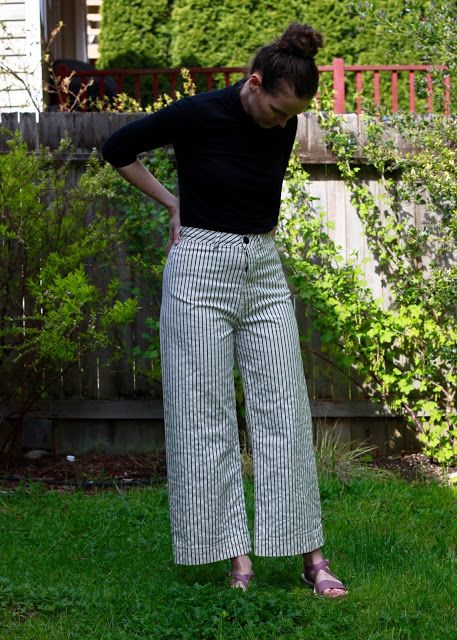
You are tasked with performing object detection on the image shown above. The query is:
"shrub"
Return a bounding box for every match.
[97,0,172,69]
[277,92,457,467]
[0,132,139,457]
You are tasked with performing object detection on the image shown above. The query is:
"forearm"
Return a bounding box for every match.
[116,159,178,211]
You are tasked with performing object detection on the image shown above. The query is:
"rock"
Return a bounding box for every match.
[23,449,52,460]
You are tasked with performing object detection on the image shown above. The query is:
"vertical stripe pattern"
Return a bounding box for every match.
[160,226,324,565]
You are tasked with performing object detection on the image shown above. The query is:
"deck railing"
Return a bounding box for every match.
[324,59,451,114]
[54,58,451,114]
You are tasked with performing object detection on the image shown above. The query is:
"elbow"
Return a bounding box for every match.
[101,139,135,168]
[101,139,115,165]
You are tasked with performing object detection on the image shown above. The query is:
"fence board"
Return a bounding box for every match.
[0,111,20,148]
[3,399,396,419]
[91,224,120,399]
[116,234,135,397]
[17,111,38,150]
[350,416,389,452]
[387,417,409,454]
[133,271,151,395]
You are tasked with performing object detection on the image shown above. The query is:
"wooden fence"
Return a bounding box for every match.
[0,111,442,455]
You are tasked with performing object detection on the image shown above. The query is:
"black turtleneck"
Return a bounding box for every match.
[101,81,297,234]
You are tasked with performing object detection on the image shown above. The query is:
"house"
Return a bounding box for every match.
[0,0,96,112]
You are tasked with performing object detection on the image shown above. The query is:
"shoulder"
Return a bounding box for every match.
[144,85,232,123]
[181,83,242,117]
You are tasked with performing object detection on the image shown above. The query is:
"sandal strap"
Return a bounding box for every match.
[228,570,255,589]
[315,578,347,593]
[304,559,347,593]
[305,558,330,574]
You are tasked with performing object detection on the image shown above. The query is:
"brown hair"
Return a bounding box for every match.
[248,23,324,99]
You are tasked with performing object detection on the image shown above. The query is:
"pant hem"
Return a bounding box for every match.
[173,537,252,566]
[254,528,325,557]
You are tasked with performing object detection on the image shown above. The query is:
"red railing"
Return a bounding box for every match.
[55,59,452,114]
[324,59,451,114]
[54,64,245,110]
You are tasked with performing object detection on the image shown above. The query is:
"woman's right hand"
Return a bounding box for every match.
[166,202,181,257]
[114,162,181,258]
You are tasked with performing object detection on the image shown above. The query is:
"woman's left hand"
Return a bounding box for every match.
[166,201,181,257]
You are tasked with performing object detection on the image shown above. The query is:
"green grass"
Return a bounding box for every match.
[0,466,456,640]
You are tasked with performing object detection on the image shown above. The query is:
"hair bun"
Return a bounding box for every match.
[277,23,323,59]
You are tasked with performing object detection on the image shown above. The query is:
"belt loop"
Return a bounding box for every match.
[212,231,221,248]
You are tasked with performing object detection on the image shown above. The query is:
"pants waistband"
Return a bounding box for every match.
[179,225,272,247]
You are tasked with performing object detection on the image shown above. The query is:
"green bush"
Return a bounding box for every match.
[97,0,429,70]
[170,0,297,67]
[353,0,455,115]
[0,131,139,456]
[168,0,434,66]
[277,90,457,467]
[168,0,387,68]
[97,0,172,69]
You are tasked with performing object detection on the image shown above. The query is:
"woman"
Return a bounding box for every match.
[102,22,348,598]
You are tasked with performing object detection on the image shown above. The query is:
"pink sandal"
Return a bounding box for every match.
[301,558,348,597]
[228,570,256,591]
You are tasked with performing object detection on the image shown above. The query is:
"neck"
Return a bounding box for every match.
[238,80,251,117]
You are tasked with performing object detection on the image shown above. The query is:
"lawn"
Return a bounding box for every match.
[0,469,456,639]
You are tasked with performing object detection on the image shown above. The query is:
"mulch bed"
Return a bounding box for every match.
[367,451,456,485]
[0,451,168,493]
[0,449,455,494]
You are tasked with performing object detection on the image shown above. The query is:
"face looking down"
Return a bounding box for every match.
[239,73,312,129]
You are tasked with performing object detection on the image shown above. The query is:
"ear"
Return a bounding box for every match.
[248,72,263,90]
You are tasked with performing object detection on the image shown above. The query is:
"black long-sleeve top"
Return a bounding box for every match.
[101,80,297,234]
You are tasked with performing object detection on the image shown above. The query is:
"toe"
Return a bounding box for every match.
[231,580,245,590]
[324,587,346,597]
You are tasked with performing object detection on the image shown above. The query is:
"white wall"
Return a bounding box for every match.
[0,0,43,112]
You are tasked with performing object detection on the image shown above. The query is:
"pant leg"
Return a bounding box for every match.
[234,235,325,557]
[160,232,251,565]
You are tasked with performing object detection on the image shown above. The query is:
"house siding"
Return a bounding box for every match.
[0,0,43,112]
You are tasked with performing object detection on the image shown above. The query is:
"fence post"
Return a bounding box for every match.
[332,58,345,113]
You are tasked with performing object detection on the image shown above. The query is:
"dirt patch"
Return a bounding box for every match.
[367,450,456,485]
[0,451,167,493]
[0,449,455,494]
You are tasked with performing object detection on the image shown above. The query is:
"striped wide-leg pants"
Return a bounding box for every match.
[160,225,324,565]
